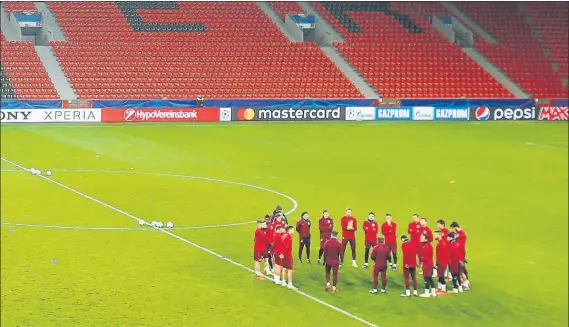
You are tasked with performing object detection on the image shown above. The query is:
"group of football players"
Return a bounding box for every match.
[253,206,470,296]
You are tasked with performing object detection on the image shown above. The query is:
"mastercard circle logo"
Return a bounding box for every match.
[237,108,255,121]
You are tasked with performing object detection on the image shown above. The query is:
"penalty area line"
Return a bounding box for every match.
[0,157,379,327]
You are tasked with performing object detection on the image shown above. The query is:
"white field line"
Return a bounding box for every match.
[0,168,295,230]
[0,220,256,231]
[524,142,568,151]
[0,157,379,327]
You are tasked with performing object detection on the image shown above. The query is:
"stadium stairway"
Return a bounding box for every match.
[297,2,381,98]
[450,2,568,98]
[35,46,77,99]
[441,1,498,43]
[0,4,19,40]
[34,1,68,41]
[298,1,344,43]
[519,2,568,89]
[257,2,298,42]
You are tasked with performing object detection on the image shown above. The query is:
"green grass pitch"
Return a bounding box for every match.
[1,121,567,327]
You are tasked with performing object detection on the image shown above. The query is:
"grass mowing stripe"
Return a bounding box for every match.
[0,157,380,327]
[524,142,568,151]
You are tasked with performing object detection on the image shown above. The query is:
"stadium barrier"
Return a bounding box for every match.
[1,101,567,124]
[0,108,101,123]
[101,108,230,123]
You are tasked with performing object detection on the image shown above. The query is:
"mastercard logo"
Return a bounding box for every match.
[236,108,255,121]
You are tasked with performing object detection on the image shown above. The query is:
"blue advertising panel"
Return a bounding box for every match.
[376,107,412,120]
[434,108,470,120]
[401,99,535,109]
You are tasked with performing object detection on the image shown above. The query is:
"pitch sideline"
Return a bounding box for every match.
[0,157,380,327]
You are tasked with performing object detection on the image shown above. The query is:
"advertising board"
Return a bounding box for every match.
[101,108,229,123]
[538,107,568,121]
[233,107,344,121]
[0,109,101,123]
[470,107,537,121]
[434,108,469,120]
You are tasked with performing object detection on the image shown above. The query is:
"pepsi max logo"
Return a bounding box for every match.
[475,107,490,120]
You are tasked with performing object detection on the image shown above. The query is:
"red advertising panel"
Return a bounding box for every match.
[102,108,221,123]
[538,106,568,121]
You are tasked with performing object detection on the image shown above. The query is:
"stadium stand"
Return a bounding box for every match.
[1,64,18,100]
[314,2,513,99]
[47,1,362,99]
[1,1,38,13]
[268,2,306,21]
[456,2,568,98]
[523,2,568,80]
[0,41,59,99]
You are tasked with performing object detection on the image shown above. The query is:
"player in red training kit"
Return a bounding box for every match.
[436,219,451,280]
[437,219,449,237]
[408,214,422,260]
[400,235,419,297]
[317,210,334,265]
[434,230,450,295]
[253,220,270,279]
[267,214,286,273]
[296,211,312,263]
[272,225,286,285]
[279,226,296,290]
[362,212,379,268]
[450,221,469,289]
[419,233,436,297]
[340,208,358,267]
[447,232,466,293]
[323,231,343,292]
[369,237,391,294]
[417,217,433,274]
[381,213,398,270]
[419,218,433,243]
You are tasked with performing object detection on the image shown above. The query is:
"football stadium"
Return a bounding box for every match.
[0,1,567,327]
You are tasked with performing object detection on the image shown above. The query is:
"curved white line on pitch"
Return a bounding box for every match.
[44,169,298,216]
[1,168,298,230]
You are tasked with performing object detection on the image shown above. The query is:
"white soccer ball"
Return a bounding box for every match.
[156,221,164,228]
[46,170,52,176]
[30,168,36,175]
[150,220,157,227]
[36,170,42,176]
[138,220,145,226]
[166,222,174,228]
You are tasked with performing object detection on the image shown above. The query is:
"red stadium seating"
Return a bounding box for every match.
[456,2,568,98]
[314,2,512,98]
[0,41,59,99]
[268,2,306,21]
[524,2,568,79]
[2,1,38,13]
[47,1,362,99]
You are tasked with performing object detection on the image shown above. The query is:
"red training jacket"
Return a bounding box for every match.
[436,238,450,266]
[281,233,293,259]
[254,228,269,251]
[319,216,334,239]
[381,221,398,243]
[363,220,379,243]
[401,241,417,268]
[296,218,311,238]
[323,238,343,265]
[340,215,357,239]
[371,243,391,269]
[420,242,434,266]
